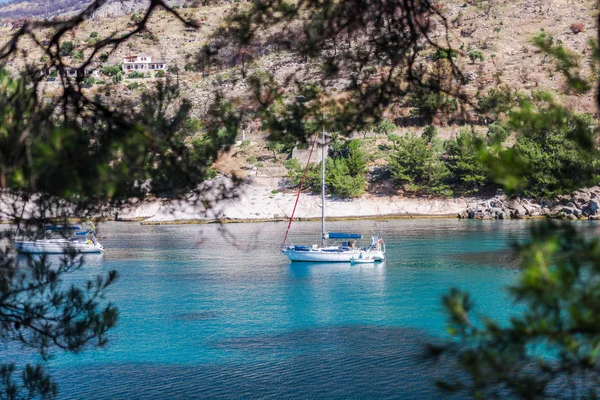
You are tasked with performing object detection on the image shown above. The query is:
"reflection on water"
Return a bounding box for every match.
[289,261,386,277]
[446,249,519,268]
[11,219,544,398]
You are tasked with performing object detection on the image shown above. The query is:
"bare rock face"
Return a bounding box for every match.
[459,187,600,221]
[588,199,599,214]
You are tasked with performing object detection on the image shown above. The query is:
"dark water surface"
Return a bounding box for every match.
[35,219,582,399]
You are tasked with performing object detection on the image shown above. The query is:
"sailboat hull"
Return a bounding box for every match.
[14,240,104,254]
[283,248,384,262]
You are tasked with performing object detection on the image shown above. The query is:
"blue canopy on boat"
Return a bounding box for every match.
[327,232,362,239]
[45,225,82,231]
[74,231,92,236]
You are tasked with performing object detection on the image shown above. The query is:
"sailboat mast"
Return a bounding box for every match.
[321,122,326,248]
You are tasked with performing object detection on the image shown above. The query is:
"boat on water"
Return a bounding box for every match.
[281,125,386,263]
[14,224,104,254]
[350,253,378,264]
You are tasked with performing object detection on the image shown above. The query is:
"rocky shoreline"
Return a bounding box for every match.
[459,187,600,221]
[110,180,600,224]
[2,177,600,224]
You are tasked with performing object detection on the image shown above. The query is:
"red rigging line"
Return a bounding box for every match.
[281,134,319,247]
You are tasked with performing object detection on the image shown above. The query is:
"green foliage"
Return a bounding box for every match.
[102,64,123,84]
[325,157,366,198]
[131,13,143,23]
[142,32,159,44]
[320,139,367,198]
[284,139,367,198]
[101,64,122,77]
[246,155,258,164]
[389,134,429,184]
[374,118,396,135]
[407,83,458,124]
[389,134,452,196]
[182,118,202,136]
[387,133,401,144]
[72,50,84,61]
[187,123,238,183]
[431,48,458,61]
[86,32,100,45]
[284,158,304,186]
[421,125,437,143]
[83,76,96,86]
[112,72,123,84]
[508,98,599,198]
[444,129,490,193]
[266,140,287,159]
[205,167,217,179]
[0,7,249,394]
[532,32,591,94]
[436,222,600,398]
[485,122,508,145]
[300,82,322,101]
[327,133,344,156]
[126,82,141,90]
[156,70,166,78]
[59,41,74,56]
[339,139,367,178]
[468,50,484,64]
[127,71,146,79]
[477,93,600,197]
[476,85,519,117]
[389,130,493,196]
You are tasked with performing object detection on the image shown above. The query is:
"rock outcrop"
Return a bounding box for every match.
[458,187,600,220]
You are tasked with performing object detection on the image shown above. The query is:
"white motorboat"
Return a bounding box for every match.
[281,125,386,263]
[350,253,378,264]
[14,224,104,254]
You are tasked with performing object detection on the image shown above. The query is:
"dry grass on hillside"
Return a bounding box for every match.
[0,0,598,181]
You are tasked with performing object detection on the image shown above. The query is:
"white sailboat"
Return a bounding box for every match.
[281,125,385,263]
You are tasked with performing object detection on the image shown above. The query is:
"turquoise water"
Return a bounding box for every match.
[37,220,545,398]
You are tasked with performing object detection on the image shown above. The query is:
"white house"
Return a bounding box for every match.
[122,54,167,72]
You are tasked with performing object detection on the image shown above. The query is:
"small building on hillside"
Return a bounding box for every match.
[47,66,99,80]
[122,54,167,72]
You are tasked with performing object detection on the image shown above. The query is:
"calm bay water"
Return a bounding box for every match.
[26,219,584,398]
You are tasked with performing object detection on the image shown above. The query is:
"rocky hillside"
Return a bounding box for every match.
[0,0,597,202]
[0,0,194,20]
[0,0,92,19]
